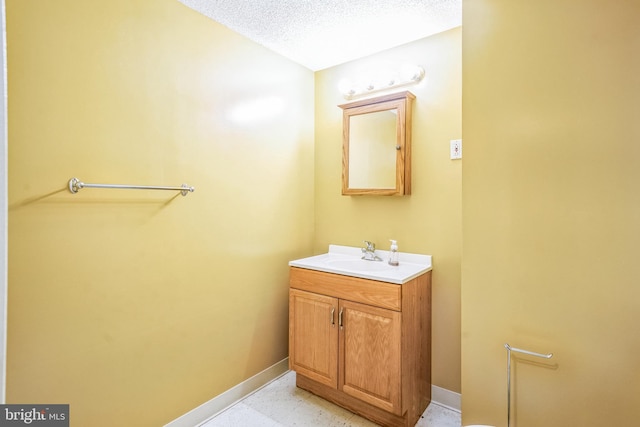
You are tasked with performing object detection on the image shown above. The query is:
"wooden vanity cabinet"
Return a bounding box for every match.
[289,267,432,427]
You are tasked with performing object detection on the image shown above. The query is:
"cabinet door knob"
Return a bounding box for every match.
[331,307,335,327]
[339,308,344,329]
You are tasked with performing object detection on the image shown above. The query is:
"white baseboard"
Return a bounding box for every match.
[164,358,290,427]
[431,384,461,412]
[165,357,460,426]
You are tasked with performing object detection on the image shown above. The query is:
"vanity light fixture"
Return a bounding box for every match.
[339,65,425,100]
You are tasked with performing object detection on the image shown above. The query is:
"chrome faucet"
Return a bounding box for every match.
[361,240,383,261]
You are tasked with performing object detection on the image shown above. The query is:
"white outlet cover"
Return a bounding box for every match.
[450,139,462,159]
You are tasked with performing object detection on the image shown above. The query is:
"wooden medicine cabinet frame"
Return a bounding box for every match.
[339,91,415,196]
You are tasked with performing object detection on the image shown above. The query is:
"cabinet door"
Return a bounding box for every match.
[339,300,402,415]
[289,289,339,388]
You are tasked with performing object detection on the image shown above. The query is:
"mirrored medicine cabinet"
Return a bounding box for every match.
[339,91,415,196]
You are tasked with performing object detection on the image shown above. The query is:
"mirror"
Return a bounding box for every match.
[339,91,414,195]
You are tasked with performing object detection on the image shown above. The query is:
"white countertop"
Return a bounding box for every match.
[289,245,432,284]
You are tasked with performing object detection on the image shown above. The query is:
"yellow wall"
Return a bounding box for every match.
[6,1,314,425]
[315,28,462,393]
[462,1,640,426]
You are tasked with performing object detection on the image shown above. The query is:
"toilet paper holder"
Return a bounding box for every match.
[504,343,553,427]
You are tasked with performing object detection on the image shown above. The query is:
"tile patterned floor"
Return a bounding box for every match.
[200,371,461,427]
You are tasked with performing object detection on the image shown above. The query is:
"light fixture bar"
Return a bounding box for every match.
[341,65,425,100]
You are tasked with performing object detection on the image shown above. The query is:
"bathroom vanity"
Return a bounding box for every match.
[288,245,432,427]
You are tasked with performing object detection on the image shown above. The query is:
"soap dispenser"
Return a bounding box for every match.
[388,240,399,266]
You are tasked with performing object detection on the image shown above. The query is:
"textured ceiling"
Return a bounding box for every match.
[177,0,462,71]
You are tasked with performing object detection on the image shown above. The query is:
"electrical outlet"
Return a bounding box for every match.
[450,139,462,160]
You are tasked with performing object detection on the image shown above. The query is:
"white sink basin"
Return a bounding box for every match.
[289,245,432,284]
[325,258,394,272]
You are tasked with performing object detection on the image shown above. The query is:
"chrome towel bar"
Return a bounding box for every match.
[504,343,553,427]
[68,177,195,196]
